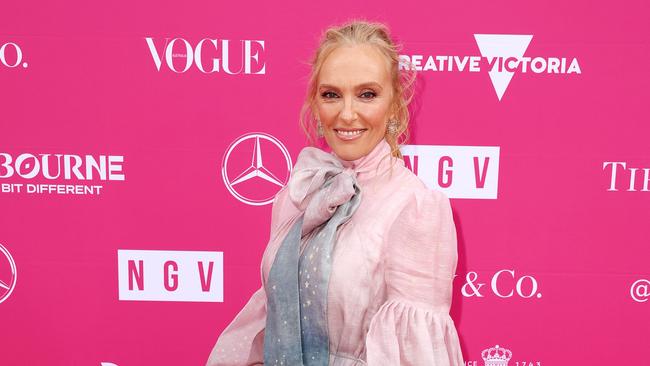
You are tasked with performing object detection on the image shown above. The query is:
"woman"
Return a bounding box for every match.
[207,20,464,365]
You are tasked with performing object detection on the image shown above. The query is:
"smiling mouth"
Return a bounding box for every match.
[334,128,367,139]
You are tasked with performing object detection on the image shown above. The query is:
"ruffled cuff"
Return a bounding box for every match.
[206,287,266,366]
[365,299,464,366]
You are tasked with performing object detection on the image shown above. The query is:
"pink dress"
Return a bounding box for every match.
[207,139,464,365]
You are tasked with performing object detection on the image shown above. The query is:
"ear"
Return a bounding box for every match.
[389,97,400,119]
[388,109,398,123]
[309,102,319,120]
[312,107,321,122]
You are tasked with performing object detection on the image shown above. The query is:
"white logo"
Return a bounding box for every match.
[145,37,265,74]
[603,162,650,191]
[118,250,223,302]
[0,153,125,196]
[400,145,499,199]
[400,33,581,100]
[0,153,124,180]
[460,270,541,299]
[0,42,28,68]
[474,34,534,101]
[482,345,512,366]
[100,363,118,366]
[630,279,650,303]
[465,344,541,366]
[0,243,17,304]
[221,132,292,206]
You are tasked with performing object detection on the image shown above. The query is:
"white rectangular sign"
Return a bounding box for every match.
[400,145,500,199]
[118,249,223,302]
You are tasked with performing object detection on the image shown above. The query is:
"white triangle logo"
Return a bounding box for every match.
[474,34,533,100]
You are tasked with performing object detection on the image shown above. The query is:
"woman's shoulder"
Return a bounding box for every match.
[389,159,450,208]
[382,167,455,250]
[366,160,451,236]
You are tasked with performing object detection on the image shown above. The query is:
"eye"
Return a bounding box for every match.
[359,90,377,99]
[321,91,339,99]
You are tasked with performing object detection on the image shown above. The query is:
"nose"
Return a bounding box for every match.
[339,95,357,123]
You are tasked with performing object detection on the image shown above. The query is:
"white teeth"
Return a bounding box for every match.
[337,130,364,136]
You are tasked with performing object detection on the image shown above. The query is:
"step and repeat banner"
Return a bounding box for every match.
[1,1,648,365]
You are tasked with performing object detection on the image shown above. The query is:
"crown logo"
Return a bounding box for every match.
[482,344,512,366]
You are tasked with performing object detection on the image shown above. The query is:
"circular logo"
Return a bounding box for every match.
[221,132,292,206]
[0,243,17,304]
[630,279,650,303]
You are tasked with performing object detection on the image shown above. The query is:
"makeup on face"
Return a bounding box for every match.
[316,45,393,161]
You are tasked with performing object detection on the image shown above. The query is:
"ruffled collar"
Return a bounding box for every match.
[331,138,400,183]
[287,138,401,234]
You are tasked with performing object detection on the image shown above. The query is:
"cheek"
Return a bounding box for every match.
[317,103,339,124]
[359,104,391,128]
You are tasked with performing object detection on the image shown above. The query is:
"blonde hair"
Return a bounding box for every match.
[299,19,417,159]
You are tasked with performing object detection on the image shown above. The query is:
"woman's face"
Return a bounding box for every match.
[315,44,393,161]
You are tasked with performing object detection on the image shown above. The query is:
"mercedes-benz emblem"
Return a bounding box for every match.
[221,132,292,206]
[0,243,17,304]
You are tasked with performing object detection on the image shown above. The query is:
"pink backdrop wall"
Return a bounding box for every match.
[1,0,649,365]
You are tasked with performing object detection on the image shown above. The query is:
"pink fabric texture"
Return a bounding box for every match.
[207,139,464,365]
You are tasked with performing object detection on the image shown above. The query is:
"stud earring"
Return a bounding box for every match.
[387,119,399,135]
[317,119,324,137]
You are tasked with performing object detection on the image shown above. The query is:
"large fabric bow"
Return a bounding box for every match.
[264,147,362,366]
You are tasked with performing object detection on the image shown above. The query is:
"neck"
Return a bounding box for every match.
[332,139,403,183]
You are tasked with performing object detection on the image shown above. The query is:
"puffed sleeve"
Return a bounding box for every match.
[206,186,296,366]
[365,189,464,366]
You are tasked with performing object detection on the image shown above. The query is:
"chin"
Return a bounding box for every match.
[330,144,368,161]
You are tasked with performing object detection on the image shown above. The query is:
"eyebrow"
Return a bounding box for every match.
[318,82,384,91]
